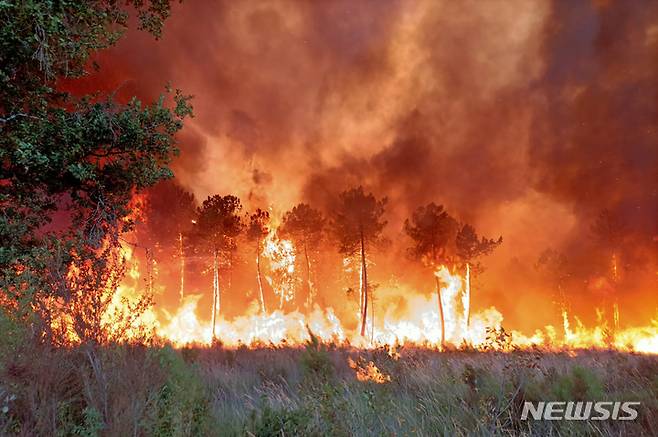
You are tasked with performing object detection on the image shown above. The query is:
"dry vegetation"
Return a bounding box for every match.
[1,321,656,436]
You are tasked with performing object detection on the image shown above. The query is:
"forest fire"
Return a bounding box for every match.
[2,0,657,434]
[84,230,656,355]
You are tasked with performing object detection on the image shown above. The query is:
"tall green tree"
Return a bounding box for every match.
[455,224,501,329]
[191,195,243,340]
[0,1,191,337]
[332,187,387,337]
[280,203,325,309]
[246,208,270,314]
[404,203,458,348]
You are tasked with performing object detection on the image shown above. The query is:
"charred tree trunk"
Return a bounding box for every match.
[360,229,368,337]
[464,262,471,330]
[611,252,620,330]
[435,275,446,349]
[212,248,220,341]
[179,232,185,302]
[228,250,233,292]
[256,243,266,314]
[370,284,375,343]
[304,240,313,308]
[145,247,154,296]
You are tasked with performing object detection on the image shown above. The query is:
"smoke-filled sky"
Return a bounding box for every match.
[76,0,657,328]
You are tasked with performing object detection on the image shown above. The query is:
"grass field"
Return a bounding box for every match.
[1,334,657,436]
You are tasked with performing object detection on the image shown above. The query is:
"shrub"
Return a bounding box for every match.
[299,332,334,382]
[552,365,604,401]
[144,346,212,436]
[247,404,312,436]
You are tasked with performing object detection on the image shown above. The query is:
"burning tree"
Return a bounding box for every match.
[332,187,387,337]
[591,209,626,328]
[455,224,502,329]
[246,208,270,314]
[50,235,153,345]
[592,209,625,281]
[404,203,458,348]
[190,195,243,341]
[535,248,571,316]
[140,181,196,301]
[279,203,325,308]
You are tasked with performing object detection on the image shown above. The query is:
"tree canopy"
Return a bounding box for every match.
[404,203,458,267]
[0,0,191,336]
[246,209,270,245]
[455,224,502,265]
[192,195,244,254]
[280,203,324,249]
[331,187,387,255]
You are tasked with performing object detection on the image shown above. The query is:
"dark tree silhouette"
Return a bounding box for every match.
[280,203,325,308]
[191,195,243,341]
[404,203,458,348]
[141,180,196,301]
[591,209,625,282]
[246,208,270,314]
[591,209,626,328]
[455,224,502,329]
[332,187,387,337]
[536,248,570,315]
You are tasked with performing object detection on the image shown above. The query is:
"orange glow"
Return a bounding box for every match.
[96,242,658,354]
[348,357,391,383]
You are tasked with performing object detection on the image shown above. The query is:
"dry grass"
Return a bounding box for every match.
[1,338,656,436]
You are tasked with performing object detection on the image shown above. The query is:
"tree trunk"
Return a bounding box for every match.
[360,230,368,337]
[435,275,446,349]
[370,283,375,343]
[228,250,233,291]
[304,241,313,308]
[212,248,220,341]
[256,243,266,314]
[464,262,471,330]
[611,252,619,330]
[179,232,185,302]
[145,247,154,296]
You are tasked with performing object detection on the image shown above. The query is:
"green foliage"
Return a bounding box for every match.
[0,308,26,364]
[552,365,604,401]
[0,0,192,339]
[146,346,211,436]
[247,404,312,437]
[299,332,334,382]
[71,407,103,437]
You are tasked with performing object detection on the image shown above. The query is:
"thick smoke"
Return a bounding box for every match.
[78,0,657,329]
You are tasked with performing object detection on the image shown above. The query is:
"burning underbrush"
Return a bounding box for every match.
[43,240,658,356]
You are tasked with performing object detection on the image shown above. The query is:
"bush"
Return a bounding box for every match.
[299,332,334,382]
[247,404,312,436]
[552,365,604,401]
[145,346,212,436]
